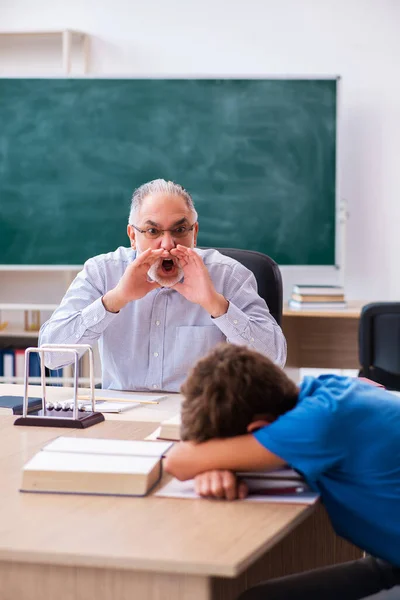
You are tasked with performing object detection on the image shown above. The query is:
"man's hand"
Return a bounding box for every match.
[102,248,163,312]
[170,246,229,317]
[194,470,248,501]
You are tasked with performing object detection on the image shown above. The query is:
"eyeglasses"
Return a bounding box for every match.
[130,222,197,240]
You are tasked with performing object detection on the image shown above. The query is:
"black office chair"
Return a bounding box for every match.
[209,248,283,326]
[358,302,400,391]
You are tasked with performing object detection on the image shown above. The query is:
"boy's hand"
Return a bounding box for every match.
[194,470,248,501]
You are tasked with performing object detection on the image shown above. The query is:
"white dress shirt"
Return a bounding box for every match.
[39,247,286,392]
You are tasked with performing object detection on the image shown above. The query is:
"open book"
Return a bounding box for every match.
[20,436,172,497]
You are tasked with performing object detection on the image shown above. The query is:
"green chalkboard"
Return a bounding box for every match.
[0,78,337,266]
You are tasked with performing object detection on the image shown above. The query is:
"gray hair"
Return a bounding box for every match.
[128,179,198,224]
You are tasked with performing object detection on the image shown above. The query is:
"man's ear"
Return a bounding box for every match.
[127,224,136,249]
[247,419,272,433]
[193,222,199,247]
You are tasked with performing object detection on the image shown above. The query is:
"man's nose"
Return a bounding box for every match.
[160,231,176,252]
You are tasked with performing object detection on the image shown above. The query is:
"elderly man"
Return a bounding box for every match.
[39,179,286,391]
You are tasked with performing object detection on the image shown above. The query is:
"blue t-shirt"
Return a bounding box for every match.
[253,375,400,565]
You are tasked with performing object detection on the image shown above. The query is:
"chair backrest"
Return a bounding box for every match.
[358,302,400,390]
[211,247,283,326]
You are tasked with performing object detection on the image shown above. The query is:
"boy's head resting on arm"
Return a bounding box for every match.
[180,343,299,442]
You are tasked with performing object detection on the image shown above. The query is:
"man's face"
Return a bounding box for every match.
[127,192,198,287]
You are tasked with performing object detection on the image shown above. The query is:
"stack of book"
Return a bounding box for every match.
[289,285,347,310]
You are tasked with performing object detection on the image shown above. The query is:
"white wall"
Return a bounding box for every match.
[1,0,400,304]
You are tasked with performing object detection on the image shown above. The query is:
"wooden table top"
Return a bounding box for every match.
[283,300,364,319]
[0,383,183,423]
[0,411,313,578]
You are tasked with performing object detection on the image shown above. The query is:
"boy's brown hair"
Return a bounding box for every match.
[180,344,298,442]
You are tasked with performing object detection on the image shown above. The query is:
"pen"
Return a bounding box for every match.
[77,396,160,405]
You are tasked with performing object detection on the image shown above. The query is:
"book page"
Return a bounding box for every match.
[24,451,160,475]
[145,427,162,441]
[44,436,172,457]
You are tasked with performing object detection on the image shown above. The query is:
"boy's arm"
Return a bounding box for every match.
[164,434,286,481]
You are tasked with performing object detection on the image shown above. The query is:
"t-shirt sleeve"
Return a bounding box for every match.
[253,396,345,483]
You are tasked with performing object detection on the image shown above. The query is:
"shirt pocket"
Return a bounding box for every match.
[174,325,225,375]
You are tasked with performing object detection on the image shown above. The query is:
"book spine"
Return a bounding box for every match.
[293,286,344,296]
[14,349,26,380]
[3,350,15,382]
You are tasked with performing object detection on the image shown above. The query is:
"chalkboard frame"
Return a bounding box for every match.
[0,75,342,270]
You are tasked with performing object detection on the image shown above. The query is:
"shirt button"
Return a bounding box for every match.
[153,352,159,357]
[152,384,158,389]
[93,316,98,322]
[155,320,160,326]
[233,319,238,325]
[250,337,254,342]
[75,334,80,339]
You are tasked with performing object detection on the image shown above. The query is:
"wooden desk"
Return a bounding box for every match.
[282,302,363,379]
[0,383,183,423]
[0,405,362,599]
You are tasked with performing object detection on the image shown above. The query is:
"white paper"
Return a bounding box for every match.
[79,401,141,413]
[92,389,168,402]
[145,427,162,441]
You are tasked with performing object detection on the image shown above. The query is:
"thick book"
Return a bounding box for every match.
[0,395,43,415]
[288,300,347,310]
[239,467,302,480]
[20,436,172,497]
[157,414,181,441]
[291,293,345,303]
[292,285,345,296]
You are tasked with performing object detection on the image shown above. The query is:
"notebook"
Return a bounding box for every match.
[20,436,173,497]
[156,475,319,504]
[0,395,43,415]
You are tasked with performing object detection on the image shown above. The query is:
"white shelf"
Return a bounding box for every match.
[0,304,58,311]
[0,328,39,338]
[0,305,58,337]
[0,29,90,75]
[0,30,85,37]
[0,376,101,385]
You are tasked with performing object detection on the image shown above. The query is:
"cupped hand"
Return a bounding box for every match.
[103,248,163,312]
[170,246,228,316]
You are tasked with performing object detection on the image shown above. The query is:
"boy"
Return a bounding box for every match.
[165,344,400,600]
